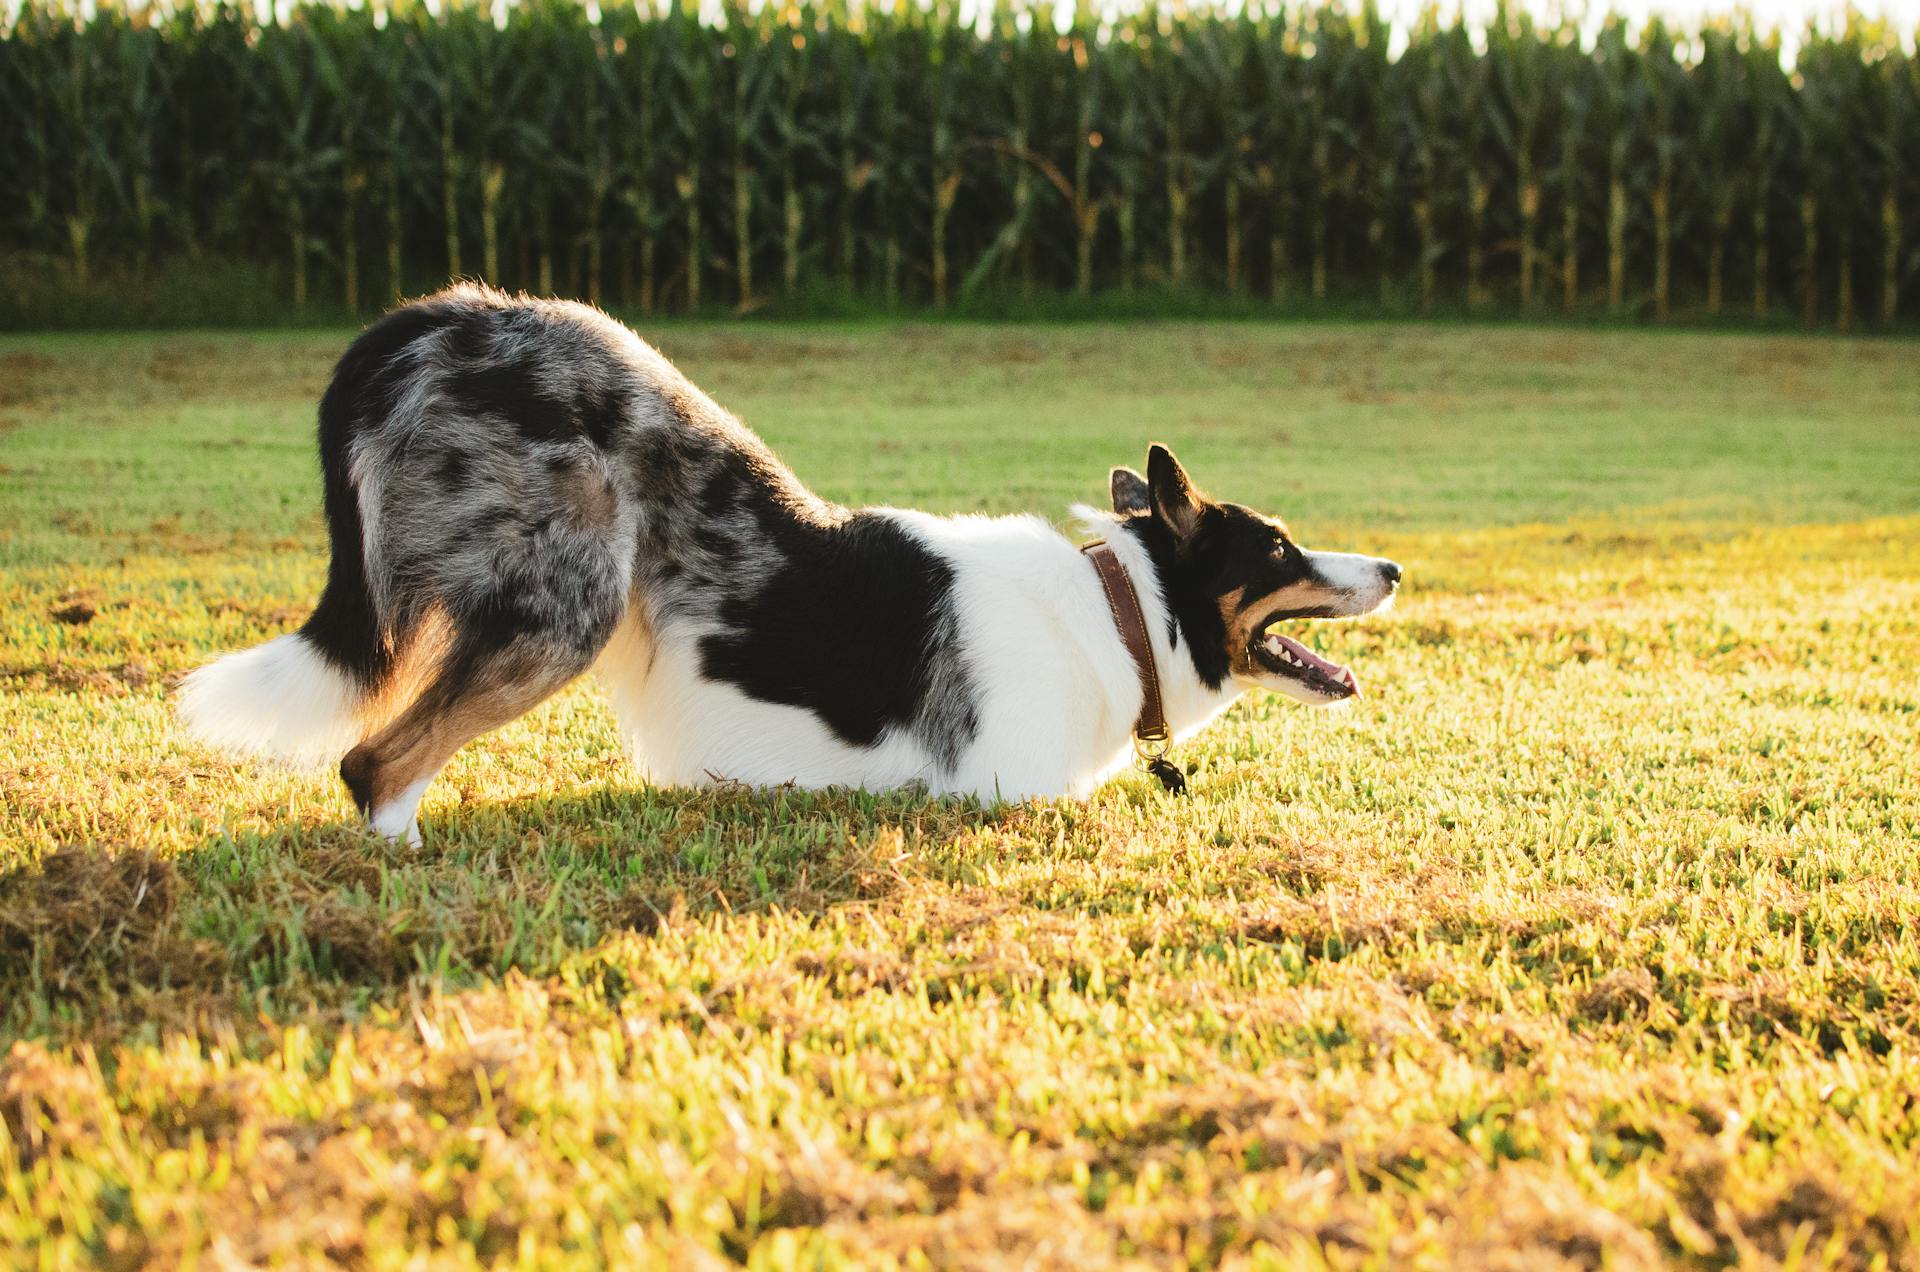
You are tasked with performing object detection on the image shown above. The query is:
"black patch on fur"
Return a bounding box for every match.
[439,348,633,452]
[698,514,977,766]
[443,307,496,362]
[622,421,719,547]
[438,449,470,488]
[574,380,629,451]
[465,582,539,651]
[444,353,569,443]
[698,457,747,517]
[1122,501,1312,692]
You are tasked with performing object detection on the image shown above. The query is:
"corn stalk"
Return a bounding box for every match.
[0,0,1910,328]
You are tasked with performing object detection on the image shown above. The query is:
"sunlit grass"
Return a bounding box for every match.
[2,323,1917,1267]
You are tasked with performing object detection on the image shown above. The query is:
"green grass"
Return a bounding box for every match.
[2,322,1918,1268]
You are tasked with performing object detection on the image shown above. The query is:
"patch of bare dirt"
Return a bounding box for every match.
[685,336,854,367]
[0,351,58,425]
[1,658,155,696]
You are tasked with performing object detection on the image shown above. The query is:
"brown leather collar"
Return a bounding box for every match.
[1082,540,1185,793]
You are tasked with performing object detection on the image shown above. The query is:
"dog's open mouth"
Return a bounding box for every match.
[1253,627,1359,702]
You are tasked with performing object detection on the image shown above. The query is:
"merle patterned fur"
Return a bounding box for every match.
[308,284,978,812]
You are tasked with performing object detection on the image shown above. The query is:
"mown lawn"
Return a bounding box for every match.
[2,321,1917,1269]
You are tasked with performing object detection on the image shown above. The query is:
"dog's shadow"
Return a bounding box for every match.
[417,777,1016,909]
[2,780,1061,1034]
[206,783,1018,982]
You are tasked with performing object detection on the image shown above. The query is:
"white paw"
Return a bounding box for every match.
[369,777,432,846]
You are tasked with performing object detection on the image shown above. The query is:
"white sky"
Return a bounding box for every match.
[1357,0,1920,62]
[1370,0,1920,36]
[1046,0,1920,63]
[15,0,1920,52]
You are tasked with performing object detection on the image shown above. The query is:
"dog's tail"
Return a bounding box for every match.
[175,630,373,768]
[178,322,404,768]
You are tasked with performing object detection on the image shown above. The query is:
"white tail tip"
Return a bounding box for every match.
[176,633,366,769]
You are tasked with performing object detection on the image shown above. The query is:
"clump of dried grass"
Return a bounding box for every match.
[1577,966,1658,1021]
[0,847,224,1002]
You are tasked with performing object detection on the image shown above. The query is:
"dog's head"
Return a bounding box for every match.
[1113,444,1400,705]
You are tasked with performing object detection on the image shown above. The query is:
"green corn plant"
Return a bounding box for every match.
[1185,11,1259,296]
[1746,29,1792,320]
[926,9,967,308]
[250,14,343,308]
[955,6,1020,301]
[1351,5,1394,307]
[425,14,460,281]
[1794,24,1828,328]
[1555,34,1593,310]
[1103,25,1151,294]
[1868,37,1909,323]
[869,13,912,306]
[2,0,1914,329]
[162,6,224,266]
[1069,27,1104,297]
[1446,21,1493,309]
[818,10,873,291]
[1299,6,1353,302]
[105,13,170,277]
[1693,23,1749,317]
[1303,8,1333,303]
[1403,14,1456,313]
[657,0,716,311]
[1897,33,1919,323]
[509,7,561,293]
[310,5,371,310]
[45,11,128,290]
[1590,19,1643,314]
[1150,14,1193,292]
[1638,21,1686,321]
[575,9,620,306]
[495,6,559,292]
[1376,23,1425,310]
[1489,6,1557,310]
[1799,20,1877,331]
[774,5,816,297]
[0,27,22,256]
[966,6,1042,301]
[1,6,62,269]
[605,8,666,312]
[353,6,417,304]
[722,0,780,310]
[1247,7,1304,305]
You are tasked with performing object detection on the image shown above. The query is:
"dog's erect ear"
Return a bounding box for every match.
[1146,444,1204,540]
[1110,466,1150,516]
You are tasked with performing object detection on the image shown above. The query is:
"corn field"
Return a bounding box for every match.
[2,1,1917,327]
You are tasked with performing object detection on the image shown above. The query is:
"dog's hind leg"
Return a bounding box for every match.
[338,632,610,845]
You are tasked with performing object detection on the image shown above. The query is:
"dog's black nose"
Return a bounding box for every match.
[1381,560,1402,587]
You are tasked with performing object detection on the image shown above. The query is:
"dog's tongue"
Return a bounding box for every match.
[1265,631,1360,695]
